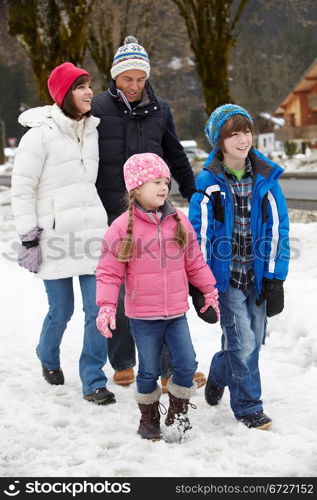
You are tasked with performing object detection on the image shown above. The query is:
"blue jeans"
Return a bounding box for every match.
[129,315,198,394]
[37,275,108,395]
[210,286,266,418]
[108,285,173,379]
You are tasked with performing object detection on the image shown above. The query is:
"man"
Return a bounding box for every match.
[92,36,206,391]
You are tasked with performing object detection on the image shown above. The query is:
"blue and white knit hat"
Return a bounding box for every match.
[111,36,150,80]
[204,104,253,147]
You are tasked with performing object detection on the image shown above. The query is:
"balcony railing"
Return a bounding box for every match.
[275,125,317,141]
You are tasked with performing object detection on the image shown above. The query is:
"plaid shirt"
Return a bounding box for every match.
[222,160,255,289]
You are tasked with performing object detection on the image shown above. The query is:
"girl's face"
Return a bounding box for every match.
[72,80,93,117]
[135,177,170,211]
[222,129,253,169]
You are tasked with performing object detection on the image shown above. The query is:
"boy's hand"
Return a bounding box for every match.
[96,306,116,338]
[200,289,220,321]
[256,278,284,317]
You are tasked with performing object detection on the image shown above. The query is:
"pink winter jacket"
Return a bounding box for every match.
[96,202,216,318]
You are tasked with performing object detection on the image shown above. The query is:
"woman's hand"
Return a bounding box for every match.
[18,227,43,273]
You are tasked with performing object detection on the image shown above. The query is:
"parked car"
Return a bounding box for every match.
[181,140,208,162]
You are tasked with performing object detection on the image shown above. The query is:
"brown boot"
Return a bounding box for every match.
[165,379,196,437]
[137,401,162,440]
[135,386,162,441]
[113,368,135,386]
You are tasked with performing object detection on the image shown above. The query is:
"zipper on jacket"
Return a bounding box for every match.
[158,223,168,315]
[139,121,144,151]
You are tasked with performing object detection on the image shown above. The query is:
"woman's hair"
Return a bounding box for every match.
[61,74,91,120]
[217,114,254,156]
[117,190,188,262]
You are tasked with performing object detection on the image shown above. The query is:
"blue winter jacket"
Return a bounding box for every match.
[188,147,290,294]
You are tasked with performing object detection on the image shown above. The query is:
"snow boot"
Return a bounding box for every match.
[204,370,225,406]
[165,379,196,439]
[42,366,64,385]
[84,387,116,405]
[237,411,272,430]
[135,386,162,441]
[113,368,135,386]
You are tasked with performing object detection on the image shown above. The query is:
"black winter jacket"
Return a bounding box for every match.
[92,80,196,222]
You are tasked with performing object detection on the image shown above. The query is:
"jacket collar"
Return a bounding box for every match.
[204,146,284,181]
[51,104,100,135]
[133,199,176,224]
[108,79,159,114]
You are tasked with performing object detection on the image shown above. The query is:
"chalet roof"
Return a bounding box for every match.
[274,58,317,114]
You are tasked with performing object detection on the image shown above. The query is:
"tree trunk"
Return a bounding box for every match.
[7,0,95,103]
[171,0,249,114]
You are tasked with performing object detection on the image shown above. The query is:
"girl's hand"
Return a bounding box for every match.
[96,306,116,338]
[200,289,220,321]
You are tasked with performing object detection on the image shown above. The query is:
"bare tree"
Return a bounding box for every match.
[171,0,249,114]
[87,0,156,89]
[7,0,95,103]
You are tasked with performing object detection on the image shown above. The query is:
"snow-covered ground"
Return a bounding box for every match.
[0,195,316,478]
[281,151,317,174]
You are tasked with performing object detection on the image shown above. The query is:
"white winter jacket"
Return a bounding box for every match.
[11,104,108,279]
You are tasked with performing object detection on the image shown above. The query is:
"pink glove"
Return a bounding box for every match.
[96,306,116,338]
[200,289,220,321]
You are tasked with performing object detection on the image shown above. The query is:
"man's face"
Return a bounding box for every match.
[115,69,147,102]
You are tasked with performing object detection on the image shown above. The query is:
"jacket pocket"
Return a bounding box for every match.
[220,313,241,351]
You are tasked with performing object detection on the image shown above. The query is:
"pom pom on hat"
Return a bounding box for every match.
[205,103,253,147]
[111,35,150,80]
[123,153,170,192]
[47,62,90,107]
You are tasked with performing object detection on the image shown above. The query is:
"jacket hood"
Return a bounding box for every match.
[18,105,53,128]
[18,103,100,132]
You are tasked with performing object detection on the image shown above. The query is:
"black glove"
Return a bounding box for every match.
[188,284,218,324]
[256,278,284,317]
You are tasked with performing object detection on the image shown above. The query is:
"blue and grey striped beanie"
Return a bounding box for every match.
[204,104,253,147]
[111,36,150,80]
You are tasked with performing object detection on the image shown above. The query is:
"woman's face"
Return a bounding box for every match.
[72,80,93,117]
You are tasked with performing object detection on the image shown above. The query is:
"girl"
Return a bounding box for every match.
[11,62,114,405]
[96,152,219,440]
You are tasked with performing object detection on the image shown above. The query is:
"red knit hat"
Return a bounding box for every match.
[47,62,90,107]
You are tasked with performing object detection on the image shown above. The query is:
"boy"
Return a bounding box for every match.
[189,104,290,429]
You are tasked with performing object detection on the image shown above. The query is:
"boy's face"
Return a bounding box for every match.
[222,126,253,169]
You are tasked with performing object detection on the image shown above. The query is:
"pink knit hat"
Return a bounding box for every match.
[123,153,170,192]
[47,62,90,107]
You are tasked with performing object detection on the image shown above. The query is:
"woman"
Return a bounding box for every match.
[11,62,114,405]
